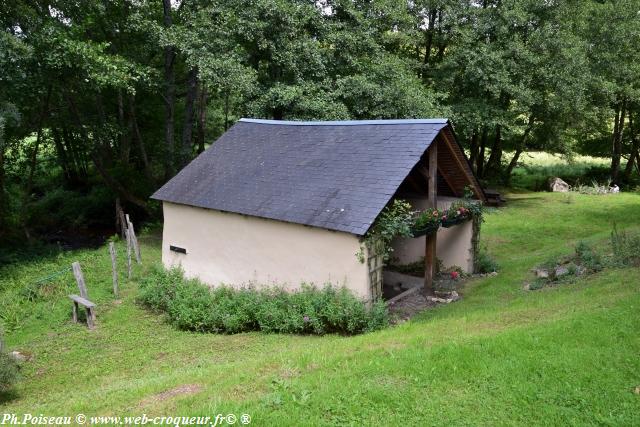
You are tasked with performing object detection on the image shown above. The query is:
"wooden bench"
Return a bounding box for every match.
[483,188,506,207]
[69,294,96,329]
[69,262,97,329]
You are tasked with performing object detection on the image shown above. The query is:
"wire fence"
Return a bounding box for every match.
[32,267,73,285]
[1,208,146,332]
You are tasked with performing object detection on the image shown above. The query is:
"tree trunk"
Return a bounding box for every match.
[163,0,176,179]
[623,109,638,182]
[92,152,149,210]
[52,128,75,184]
[24,86,52,198]
[0,144,5,232]
[62,125,87,181]
[611,98,626,183]
[469,129,479,172]
[127,95,153,181]
[65,89,147,210]
[485,124,502,176]
[117,90,130,163]
[435,10,446,61]
[505,115,535,180]
[181,67,198,166]
[94,91,113,167]
[477,127,488,178]
[422,8,437,76]
[196,85,207,154]
[22,86,52,239]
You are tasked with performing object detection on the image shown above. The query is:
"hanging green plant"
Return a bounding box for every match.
[357,195,484,264]
[411,208,442,236]
[441,203,472,228]
[356,199,414,263]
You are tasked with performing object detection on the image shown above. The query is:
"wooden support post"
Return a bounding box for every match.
[116,198,125,239]
[128,221,141,264]
[109,242,119,298]
[86,307,95,329]
[425,143,438,294]
[72,261,88,299]
[71,261,96,329]
[126,229,132,279]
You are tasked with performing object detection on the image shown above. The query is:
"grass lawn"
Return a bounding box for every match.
[1,192,639,425]
[507,152,612,191]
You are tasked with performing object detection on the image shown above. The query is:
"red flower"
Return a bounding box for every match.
[451,271,460,280]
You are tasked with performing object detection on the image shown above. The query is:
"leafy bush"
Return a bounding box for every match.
[572,181,612,195]
[475,247,499,273]
[138,265,389,335]
[610,225,640,267]
[0,330,20,392]
[358,199,414,263]
[0,352,19,393]
[574,241,604,272]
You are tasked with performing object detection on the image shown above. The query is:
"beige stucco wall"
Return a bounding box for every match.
[391,196,475,273]
[161,202,371,300]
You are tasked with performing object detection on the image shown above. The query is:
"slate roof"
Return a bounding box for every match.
[151,118,452,236]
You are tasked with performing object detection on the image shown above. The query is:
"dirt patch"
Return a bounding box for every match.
[139,384,202,407]
[279,367,301,379]
[388,289,438,323]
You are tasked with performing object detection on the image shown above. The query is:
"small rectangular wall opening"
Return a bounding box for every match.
[170,245,187,254]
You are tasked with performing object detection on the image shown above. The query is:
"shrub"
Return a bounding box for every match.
[0,330,20,393]
[0,352,20,393]
[138,266,184,312]
[575,241,604,272]
[610,225,640,267]
[475,247,499,273]
[137,265,389,335]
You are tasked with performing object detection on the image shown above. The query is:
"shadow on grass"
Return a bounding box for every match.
[0,389,19,405]
[502,195,546,206]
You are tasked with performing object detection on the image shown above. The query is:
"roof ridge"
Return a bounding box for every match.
[238,118,449,126]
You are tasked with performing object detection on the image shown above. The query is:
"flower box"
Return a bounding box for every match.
[411,222,440,237]
[441,215,471,228]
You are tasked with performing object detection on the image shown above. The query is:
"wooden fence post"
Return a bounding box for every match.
[109,242,119,298]
[424,142,438,295]
[126,230,132,279]
[116,199,127,240]
[72,261,88,299]
[128,221,141,264]
[72,261,94,329]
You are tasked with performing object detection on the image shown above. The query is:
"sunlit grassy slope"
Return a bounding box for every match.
[1,192,639,426]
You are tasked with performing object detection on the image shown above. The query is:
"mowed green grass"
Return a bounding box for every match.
[508,151,611,191]
[1,192,639,426]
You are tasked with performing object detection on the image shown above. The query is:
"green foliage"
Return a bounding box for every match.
[574,241,604,273]
[610,224,640,267]
[0,351,20,393]
[359,199,414,263]
[475,247,499,274]
[2,0,640,242]
[529,240,605,291]
[1,192,640,423]
[412,208,441,231]
[573,181,612,196]
[138,265,389,336]
[413,199,482,231]
[0,328,20,393]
